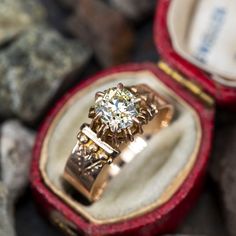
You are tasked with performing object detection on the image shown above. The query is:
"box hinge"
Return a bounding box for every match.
[157,61,215,107]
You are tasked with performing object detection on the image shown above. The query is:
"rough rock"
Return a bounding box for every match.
[0,184,15,236]
[209,111,236,236]
[0,120,35,236]
[0,120,35,202]
[163,235,195,236]
[0,26,92,122]
[57,0,78,9]
[67,0,134,67]
[110,0,156,21]
[0,0,46,45]
[177,191,228,236]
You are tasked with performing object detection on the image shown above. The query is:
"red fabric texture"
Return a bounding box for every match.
[31,63,214,235]
[154,0,236,107]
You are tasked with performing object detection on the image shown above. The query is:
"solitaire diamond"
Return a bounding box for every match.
[95,87,139,132]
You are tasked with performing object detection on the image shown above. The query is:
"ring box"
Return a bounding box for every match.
[30,0,236,235]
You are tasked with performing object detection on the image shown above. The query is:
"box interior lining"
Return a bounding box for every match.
[168,0,236,87]
[40,70,201,223]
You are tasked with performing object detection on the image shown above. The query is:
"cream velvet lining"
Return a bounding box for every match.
[168,0,236,87]
[40,71,201,223]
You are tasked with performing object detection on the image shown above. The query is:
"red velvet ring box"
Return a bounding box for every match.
[31,0,236,235]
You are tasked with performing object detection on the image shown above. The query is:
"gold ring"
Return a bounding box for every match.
[63,83,174,202]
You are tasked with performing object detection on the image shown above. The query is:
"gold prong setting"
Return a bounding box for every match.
[88,83,158,147]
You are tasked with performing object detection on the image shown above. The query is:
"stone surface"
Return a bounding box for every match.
[0,26,91,122]
[0,120,35,236]
[0,0,46,45]
[0,184,15,236]
[67,0,134,67]
[57,0,78,9]
[209,111,236,236]
[163,235,196,236]
[177,190,228,236]
[0,120,35,202]
[110,0,156,21]
[95,87,139,132]
[16,190,65,236]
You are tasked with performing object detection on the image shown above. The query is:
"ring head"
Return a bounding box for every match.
[94,85,140,133]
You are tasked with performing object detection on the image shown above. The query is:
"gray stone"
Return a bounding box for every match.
[163,235,197,236]
[67,0,134,67]
[57,0,78,9]
[177,191,228,236]
[0,26,91,122]
[0,120,34,236]
[0,184,15,236]
[209,112,236,236]
[0,0,46,45]
[0,120,35,202]
[110,0,156,21]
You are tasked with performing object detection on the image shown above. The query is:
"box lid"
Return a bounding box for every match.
[154,0,236,107]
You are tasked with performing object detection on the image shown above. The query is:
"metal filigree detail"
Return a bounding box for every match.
[74,132,112,177]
